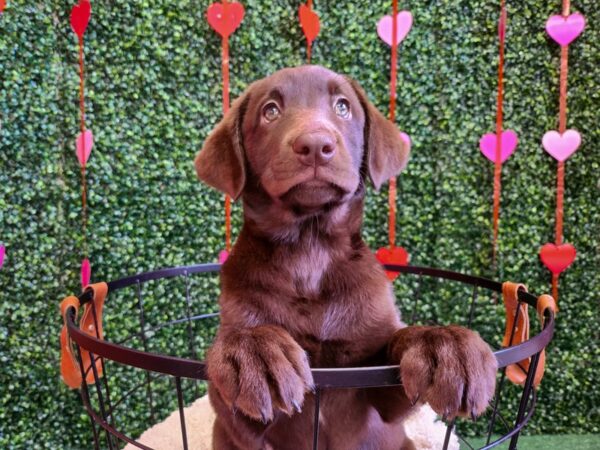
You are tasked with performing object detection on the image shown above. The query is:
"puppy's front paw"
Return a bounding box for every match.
[207,325,314,423]
[389,325,497,420]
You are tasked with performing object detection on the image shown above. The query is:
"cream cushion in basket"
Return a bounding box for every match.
[123,395,458,450]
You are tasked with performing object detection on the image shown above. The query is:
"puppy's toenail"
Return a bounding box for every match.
[292,400,302,414]
[410,394,420,406]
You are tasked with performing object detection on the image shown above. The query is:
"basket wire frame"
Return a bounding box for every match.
[63,264,555,450]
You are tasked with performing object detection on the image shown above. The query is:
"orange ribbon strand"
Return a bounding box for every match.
[307,0,313,63]
[552,0,571,301]
[222,0,232,252]
[388,0,398,250]
[491,0,506,267]
[78,35,88,256]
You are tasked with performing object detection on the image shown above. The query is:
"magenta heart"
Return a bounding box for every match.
[76,129,94,167]
[479,129,518,164]
[542,130,581,162]
[546,13,585,46]
[0,245,5,269]
[377,11,413,46]
[81,258,91,288]
[218,249,229,264]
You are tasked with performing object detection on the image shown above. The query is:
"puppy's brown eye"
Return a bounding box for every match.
[262,102,281,122]
[334,98,351,119]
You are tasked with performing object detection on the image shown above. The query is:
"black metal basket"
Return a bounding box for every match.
[61,263,555,450]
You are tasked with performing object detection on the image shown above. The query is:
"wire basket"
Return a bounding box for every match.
[60,263,556,450]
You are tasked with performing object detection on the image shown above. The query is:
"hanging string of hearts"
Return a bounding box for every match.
[299,1,320,63]
[540,1,585,302]
[374,1,412,281]
[479,0,518,270]
[70,0,93,287]
[207,0,245,264]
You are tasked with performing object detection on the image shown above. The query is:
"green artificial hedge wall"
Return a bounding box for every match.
[1,0,599,448]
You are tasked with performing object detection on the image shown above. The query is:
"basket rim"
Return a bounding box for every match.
[64,263,556,388]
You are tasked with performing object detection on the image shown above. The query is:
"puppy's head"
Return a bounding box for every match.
[195,65,409,214]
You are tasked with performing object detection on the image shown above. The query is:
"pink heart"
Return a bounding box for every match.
[0,245,5,269]
[546,13,585,46]
[81,258,91,288]
[377,11,413,46]
[76,129,94,167]
[479,129,518,164]
[542,130,581,162]
[400,132,411,150]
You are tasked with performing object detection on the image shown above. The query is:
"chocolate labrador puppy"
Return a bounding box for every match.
[195,65,497,450]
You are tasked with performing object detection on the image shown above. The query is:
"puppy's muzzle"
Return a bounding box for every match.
[292,131,337,167]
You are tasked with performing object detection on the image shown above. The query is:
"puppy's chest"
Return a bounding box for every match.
[285,244,332,297]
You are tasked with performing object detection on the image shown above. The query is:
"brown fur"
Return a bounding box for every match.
[195,66,497,450]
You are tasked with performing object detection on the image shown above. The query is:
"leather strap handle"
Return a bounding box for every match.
[502,282,553,388]
[59,282,108,388]
[60,296,82,388]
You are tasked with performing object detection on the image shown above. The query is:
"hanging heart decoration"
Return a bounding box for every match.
[539,243,576,275]
[0,245,5,269]
[400,131,411,150]
[218,249,229,264]
[207,2,244,254]
[542,129,581,162]
[479,129,518,163]
[545,13,585,46]
[207,2,245,38]
[0,0,6,15]
[375,246,409,281]
[70,0,91,38]
[81,258,91,288]
[76,129,94,168]
[377,11,413,46]
[541,6,585,301]
[299,4,320,44]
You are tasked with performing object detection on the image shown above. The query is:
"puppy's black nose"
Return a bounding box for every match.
[292,132,337,166]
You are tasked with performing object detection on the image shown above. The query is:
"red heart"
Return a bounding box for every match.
[299,4,320,44]
[0,0,6,14]
[539,243,576,275]
[375,246,409,281]
[207,2,245,38]
[70,0,91,38]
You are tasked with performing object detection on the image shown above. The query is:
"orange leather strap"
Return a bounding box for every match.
[537,294,557,323]
[79,282,107,383]
[502,282,553,388]
[502,282,529,348]
[59,282,108,388]
[60,296,82,388]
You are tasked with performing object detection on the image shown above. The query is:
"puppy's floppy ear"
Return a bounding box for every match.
[195,93,250,200]
[347,78,410,191]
